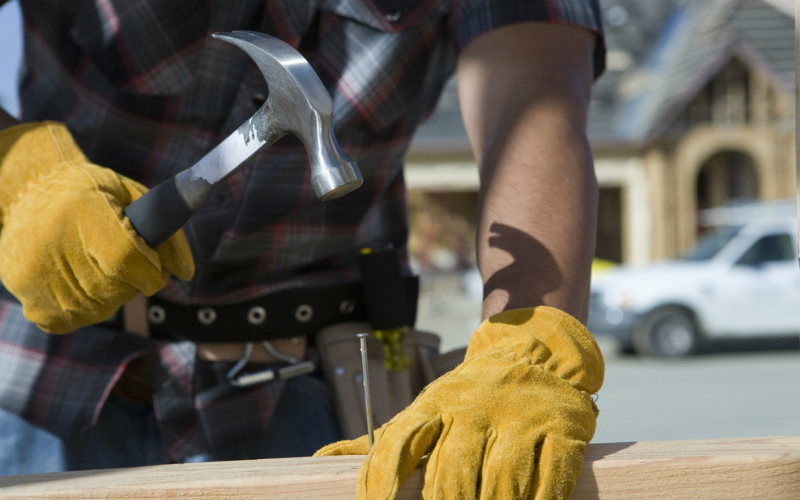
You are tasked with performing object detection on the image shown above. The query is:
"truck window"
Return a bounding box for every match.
[683,227,740,261]
[736,233,795,266]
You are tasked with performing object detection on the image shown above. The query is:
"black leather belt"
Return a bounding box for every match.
[116,277,419,343]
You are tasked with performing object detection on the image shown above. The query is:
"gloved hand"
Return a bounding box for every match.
[0,121,194,334]
[315,306,604,500]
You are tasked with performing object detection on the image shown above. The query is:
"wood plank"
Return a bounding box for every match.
[573,436,800,499]
[0,437,797,499]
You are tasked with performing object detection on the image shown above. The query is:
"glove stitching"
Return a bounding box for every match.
[81,244,138,307]
[43,254,94,328]
[161,236,194,279]
[77,166,163,272]
[484,307,605,378]
[45,124,68,163]
[422,413,452,500]
[478,428,498,498]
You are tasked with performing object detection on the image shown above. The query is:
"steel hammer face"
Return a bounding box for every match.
[213,31,363,201]
[123,32,363,248]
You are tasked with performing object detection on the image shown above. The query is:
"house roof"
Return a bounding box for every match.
[760,0,793,16]
[586,0,685,145]
[728,0,794,92]
[408,0,795,155]
[607,0,795,145]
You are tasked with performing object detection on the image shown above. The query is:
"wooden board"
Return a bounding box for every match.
[572,436,800,499]
[0,436,797,499]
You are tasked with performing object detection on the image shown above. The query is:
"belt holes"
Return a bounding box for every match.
[339,300,355,314]
[148,305,166,325]
[247,306,267,325]
[295,304,313,323]
[198,307,217,325]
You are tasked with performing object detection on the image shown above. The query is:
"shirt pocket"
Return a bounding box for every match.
[69,0,208,96]
[319,0,452,133]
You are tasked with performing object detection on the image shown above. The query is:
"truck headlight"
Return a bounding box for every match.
[602,289,635,309]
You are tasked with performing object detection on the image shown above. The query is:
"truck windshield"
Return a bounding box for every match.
[683,227,741,261]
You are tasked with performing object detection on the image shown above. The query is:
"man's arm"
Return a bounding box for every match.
[458,21,598,323]
[316,23,606,500]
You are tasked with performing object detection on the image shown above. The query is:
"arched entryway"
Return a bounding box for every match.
[695,150,759,233]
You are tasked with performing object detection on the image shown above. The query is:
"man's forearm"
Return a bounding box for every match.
[458,22,599,323]
[475,112,597,323]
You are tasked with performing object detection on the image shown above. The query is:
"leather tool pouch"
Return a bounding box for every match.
[316,246,467,439]
[316,322,466,439]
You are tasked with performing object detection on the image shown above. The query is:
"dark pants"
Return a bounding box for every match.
[0,374,341,475]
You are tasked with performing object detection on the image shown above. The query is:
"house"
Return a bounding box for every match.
[404,0,796,270]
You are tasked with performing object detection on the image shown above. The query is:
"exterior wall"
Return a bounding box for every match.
[404,156,480,271]
[594,157,651,266]
[406,155,655,268]
[672,126,784,254]
[404,160,479,192]
[592,120,794,264]
[406,121,795,268]
[778,131,797,199]
[404,63,796,268]
[643,147,678,262]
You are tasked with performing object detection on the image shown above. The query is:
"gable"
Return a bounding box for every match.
[590,0,794,147]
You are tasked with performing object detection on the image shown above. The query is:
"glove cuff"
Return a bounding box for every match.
[0,121,88,222]
[466,306,604,394]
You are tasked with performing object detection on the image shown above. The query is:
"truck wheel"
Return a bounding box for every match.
[632,307,699,358]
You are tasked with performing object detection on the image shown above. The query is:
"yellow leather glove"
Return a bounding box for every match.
[0,121,194,333]
[315,306,604,500]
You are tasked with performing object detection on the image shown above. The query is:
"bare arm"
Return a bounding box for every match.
[458,22,599,323]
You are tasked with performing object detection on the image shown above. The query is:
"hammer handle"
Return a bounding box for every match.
[121,31,363,249]
[123,107,281,249]
[124,178,195,248]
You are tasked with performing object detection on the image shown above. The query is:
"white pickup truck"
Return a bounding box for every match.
[588,203,799,358]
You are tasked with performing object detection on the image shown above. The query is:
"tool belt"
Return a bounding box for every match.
[110,246,468,437]
[115,278,419,343]
[109,277,466,436]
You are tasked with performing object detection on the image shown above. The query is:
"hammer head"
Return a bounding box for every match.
[213,31,362,201]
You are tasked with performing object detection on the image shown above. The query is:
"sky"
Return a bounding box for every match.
[0,0,22,118]
[762,0,794,16]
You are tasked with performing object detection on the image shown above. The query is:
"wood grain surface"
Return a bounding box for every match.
[0,436,797,499]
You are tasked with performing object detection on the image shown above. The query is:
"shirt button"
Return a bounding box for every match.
[214,193,230,208]
[385,11,401,22]
[252,92,267,106]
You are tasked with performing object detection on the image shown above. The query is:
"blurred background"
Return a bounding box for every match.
[0,0,797,444]
[0,0,20,118]
[404,0,800,444]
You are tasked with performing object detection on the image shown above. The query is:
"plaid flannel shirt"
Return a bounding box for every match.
[0,0,604,460]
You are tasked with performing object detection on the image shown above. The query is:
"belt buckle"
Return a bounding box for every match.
[226,341,315,387]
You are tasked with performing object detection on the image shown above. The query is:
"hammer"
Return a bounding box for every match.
[124,31,362,248]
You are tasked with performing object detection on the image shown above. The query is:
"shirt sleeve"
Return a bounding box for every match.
[449,0,606,80]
